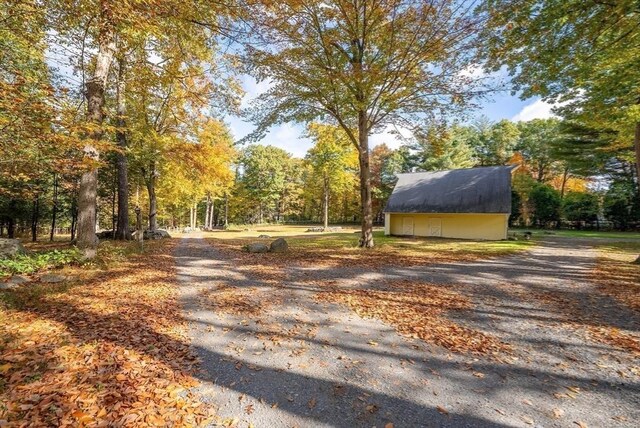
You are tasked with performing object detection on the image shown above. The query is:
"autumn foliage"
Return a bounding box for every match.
[0,241,213,427]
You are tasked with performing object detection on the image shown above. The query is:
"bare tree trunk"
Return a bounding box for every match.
[7,216,14,239]
[146,167,157,231]
[70,199,77,241]
[323,176,329,229]
[357,111,374,248]
[31,195,39,242]
[224,194,229,227]
[77,6,116,258]
[115,57,130,240]
[205,193,211,230]
[560,166,570,199]
[50,174,58,242]
[210,198,215,228]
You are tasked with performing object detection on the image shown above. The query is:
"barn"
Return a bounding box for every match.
[383,165,515,240]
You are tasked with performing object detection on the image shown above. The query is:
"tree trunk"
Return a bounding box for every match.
[31,195,39,242]
[76,8,116,258]
[146,167,157,231]
[560,166,570,199]
[357,111,374,248]
[115,57,130,240]
[323,176,329,229]
[7,216,14,239]
[224,194,229,227]
[70,200,77,241]
[205,193,211,230]
[50,174,58,242]
[214,198,218,229]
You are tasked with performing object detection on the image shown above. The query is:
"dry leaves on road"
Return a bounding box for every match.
[0,240,213,427]
[316,280,511,356]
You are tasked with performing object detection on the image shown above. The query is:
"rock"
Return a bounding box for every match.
[39,274,66,283]
[258,234,271,239]
[305,226,343,233]
[270,238,289,253]
[508,236,518,241]
[245,242,269,253]
[143,229,171,240]
[0,275,30,290]
[8,275,29,284]
[0,238,25,257]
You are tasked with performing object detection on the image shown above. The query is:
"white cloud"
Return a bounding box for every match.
[511,99,559,122]
[369,125,413,150]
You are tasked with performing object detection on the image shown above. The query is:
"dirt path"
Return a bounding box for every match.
[175,235,639,428]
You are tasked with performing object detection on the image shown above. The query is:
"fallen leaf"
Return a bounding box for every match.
[436,405,449,416]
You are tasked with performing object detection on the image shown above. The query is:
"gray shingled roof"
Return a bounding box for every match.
[384,166,514,214]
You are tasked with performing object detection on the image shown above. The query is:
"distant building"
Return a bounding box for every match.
[383,166,515,240]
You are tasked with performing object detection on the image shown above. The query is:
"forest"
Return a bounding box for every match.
[2,0,639,255]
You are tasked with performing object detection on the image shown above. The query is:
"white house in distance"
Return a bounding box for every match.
[383,165,516,240]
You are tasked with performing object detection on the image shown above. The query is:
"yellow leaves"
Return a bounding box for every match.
[0,240,213,426]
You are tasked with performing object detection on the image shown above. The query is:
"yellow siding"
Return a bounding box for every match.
[387,213,508,240]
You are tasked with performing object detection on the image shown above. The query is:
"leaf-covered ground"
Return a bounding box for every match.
[0,240,213,427]
[177,233,640,428]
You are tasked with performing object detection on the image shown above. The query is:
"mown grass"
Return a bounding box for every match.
[510,228,640,240]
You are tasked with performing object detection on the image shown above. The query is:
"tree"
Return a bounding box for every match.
[530,183,561,227]
[370,144,405,222]
[305,124,358,228]
[516,119,562,182]
[243,0,490,247]
[482,0,640,190]
[563,192,599,226]
[604,177,640,231]
[471,118,520,166]
[238,145,292,223]
[413,124,475,171]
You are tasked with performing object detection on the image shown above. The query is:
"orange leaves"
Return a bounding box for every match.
[0,240,213,426]
[316,280,511,356]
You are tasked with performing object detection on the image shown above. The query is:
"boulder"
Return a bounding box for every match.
[246,242,269,253]
[39,273,67,283]
[0,275,29,290]
[270,238,289,253]
[258,234,271,239]
[0,239,25,258]
[143,229,171,240]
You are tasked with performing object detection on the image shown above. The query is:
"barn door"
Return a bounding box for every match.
[402,217,414,236]
[428,218,442,237]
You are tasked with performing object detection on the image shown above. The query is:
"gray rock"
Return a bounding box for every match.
[258,234,271,239]
[0,238,25,257]
[270,238,289,253]
[132,229,172,240]
[1,275,30,290]
[246,242,269,253]
[39,273,66,283]
[8,275,30,284]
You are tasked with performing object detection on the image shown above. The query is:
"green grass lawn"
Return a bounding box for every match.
[510,228,640,240]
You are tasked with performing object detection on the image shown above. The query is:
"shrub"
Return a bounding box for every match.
[0,248,82,277]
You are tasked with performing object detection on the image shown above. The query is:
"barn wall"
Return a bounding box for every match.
[387,213,508,240]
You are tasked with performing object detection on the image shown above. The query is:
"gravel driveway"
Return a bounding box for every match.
[175,235,639,428]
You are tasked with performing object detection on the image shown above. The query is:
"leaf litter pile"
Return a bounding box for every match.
[0,241,213,427]
[316,279,511,356]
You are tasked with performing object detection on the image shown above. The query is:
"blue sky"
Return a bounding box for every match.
[226,74,558,158]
